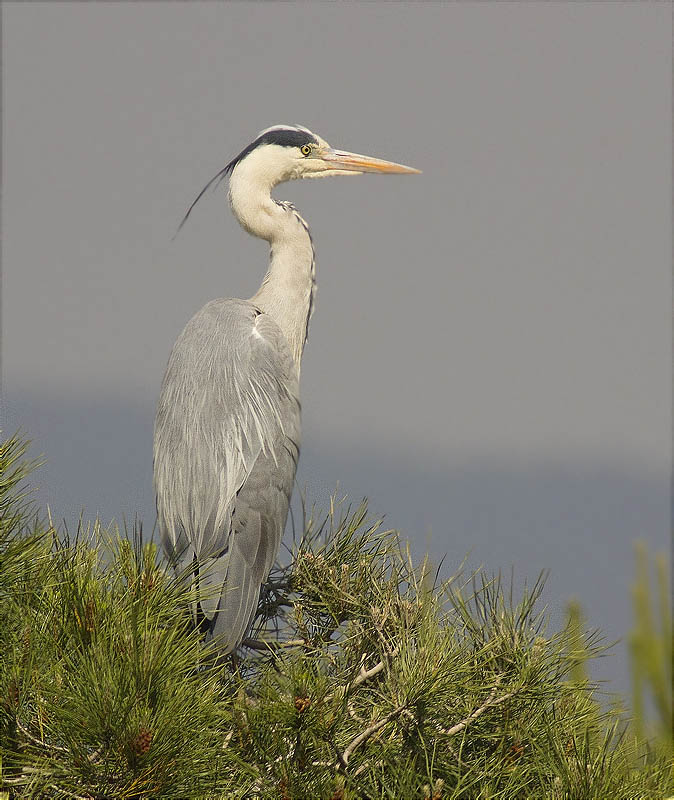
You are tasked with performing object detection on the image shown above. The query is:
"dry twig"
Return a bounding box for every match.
[242,637,308,652]
[352,656,386,688]
[438,683,517,738]
[337,704,406,769]
[15,719,70,755]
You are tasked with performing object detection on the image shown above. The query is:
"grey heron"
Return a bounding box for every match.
[154,124,419,653]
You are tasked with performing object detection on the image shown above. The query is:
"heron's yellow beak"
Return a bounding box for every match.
[322,149,421,175]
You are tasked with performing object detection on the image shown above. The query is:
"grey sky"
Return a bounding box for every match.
[2,3,671,701]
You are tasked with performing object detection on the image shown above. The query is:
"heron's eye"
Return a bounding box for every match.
[300,144,312,156]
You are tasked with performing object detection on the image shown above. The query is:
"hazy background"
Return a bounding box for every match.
[2,3,671,701]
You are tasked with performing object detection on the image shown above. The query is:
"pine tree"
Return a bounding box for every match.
[0,434,671,799]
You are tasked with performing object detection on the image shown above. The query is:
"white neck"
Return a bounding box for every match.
[229,154,315,368]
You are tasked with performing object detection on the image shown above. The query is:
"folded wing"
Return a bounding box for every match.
[153,297,300,651]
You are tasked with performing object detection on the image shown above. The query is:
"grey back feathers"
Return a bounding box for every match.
[154,299,300,652]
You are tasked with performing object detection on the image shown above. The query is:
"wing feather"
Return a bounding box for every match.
[153,298,300,650]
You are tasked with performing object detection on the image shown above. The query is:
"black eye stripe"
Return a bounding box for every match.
[256,129,318,150]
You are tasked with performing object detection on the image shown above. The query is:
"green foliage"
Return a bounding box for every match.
[0,434,671,799]
[0,463,234,796]
[628,540,672,759]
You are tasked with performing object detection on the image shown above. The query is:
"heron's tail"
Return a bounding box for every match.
[196,543,262,654]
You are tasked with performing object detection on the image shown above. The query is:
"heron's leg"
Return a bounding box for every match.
[195,601,215,637]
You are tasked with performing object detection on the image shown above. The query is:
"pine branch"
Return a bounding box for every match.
[241,636,308,651]
[337,704,406,769]
[438,681,517,738]
[352,647,400,688]
[14,719,70,755]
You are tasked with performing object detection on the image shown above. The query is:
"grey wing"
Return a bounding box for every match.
[153,298,300,652]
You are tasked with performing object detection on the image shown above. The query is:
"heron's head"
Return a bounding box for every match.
[177,124,419,234]
[227,124,420,183]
